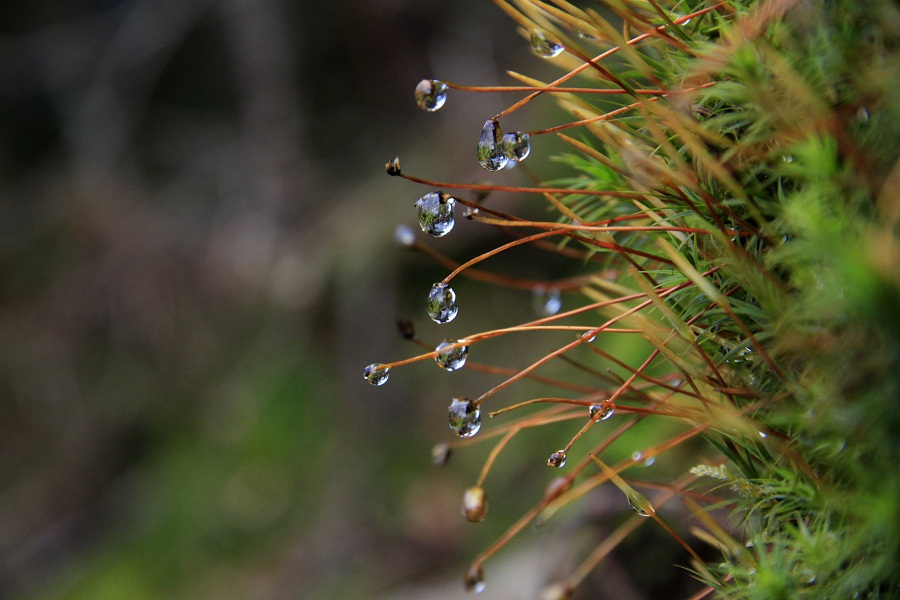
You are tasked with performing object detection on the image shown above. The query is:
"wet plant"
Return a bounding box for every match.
[367,0,900,597]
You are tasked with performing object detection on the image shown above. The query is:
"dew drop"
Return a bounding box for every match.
[431,442,451,466]
[448,398,481,438]
[782,154,794,163]
[462,486,489,522]
[415,79,448,112]
[547,450,567,468]
[394,224,416,248]
[465,563,486,594]
[415,191,455,237]
[477,119,509,171]
[627,492,654,517]
[427,282,458,324]
[589,403,615,420]
[531,30,564,58]
[435,339,469,371]
[501,131,531,161]
[533,287,561,316]
[364,363,390,386]
[385,156,401,176]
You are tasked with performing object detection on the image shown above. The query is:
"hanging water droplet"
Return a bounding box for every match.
[477,119,509,171]
[431,442,452,466]
[448,398,481,438]
[385,156,401,176]
[627,492,654,517]
[394,224,416,248]
[435,339,469,371]
[531,30,564,58]
[364,363,390,386]
[533,287,561,316]
[589,403,615,420]
[547,450,567,468]
[415,79,448,111]
[465,563,486,594]
[415,191,455,237]
[462,486,489,522]
[501,131,531,161]
[427,282,458,324]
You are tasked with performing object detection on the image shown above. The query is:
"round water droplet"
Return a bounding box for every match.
[462,486,489,522]
[427,282,458,324]
[431,442,452,466]
[547,450,567,468]
[415,79,448,112]
[477,119,509,171]
[531,30,564,58]
[782,154,794,163]
[589,403,615,420]
[394,224,416,248]
[385,156,401,176]
[448,398,481,438]
[364,363,390,386]
[465,563,486,594]
[501,131,531,161]
[533,287,561,316]
[415,191,455,237]
[435,339,468,371]
[544,476,572,500]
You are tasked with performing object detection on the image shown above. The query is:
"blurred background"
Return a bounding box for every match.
[0,1,633,598]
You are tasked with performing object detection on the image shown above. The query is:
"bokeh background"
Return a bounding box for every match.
[0,1,637,599]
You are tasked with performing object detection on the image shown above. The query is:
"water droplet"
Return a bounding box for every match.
[394,224,416,248]
[431,442,452,466]
[463,206,480,219]
[758,430,768,439]
[477,119,509,171]
[448,398,481,438]
[462,486,489,522]
[364,363,390,386]
[547,450,567,468]
[501,131,531,161]
[782,154,794,163]
[385,156,401,176]
[415,79,448,112]
[589,403,615,420]
[427,282,458,324]
[465,563,486,593]
[531,30,564,58]
[631,451,643,462]
[435,339,468,371]
[415,191,455,237]
[627,492,654,517]
[533,287,561,316]
[541,581,573,600]
[856,106,869,122]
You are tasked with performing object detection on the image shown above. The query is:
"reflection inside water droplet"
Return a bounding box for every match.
[531,30,564,58]
[501,131,531,161]
[547,450,567,468]
[435,339,468,371]
[415,191,455,237]
[589,403,615,420]
[364,363,390,386]
[627,492,654,517]
[477,119,508,171]
[427,282,458,324]
[414,79,448,111]
[448,398,481,438]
